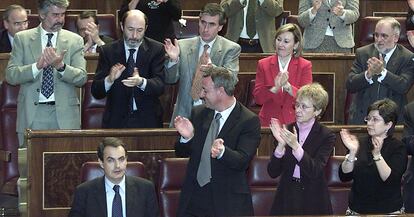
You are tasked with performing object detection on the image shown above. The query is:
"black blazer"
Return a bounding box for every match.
[0,29,12,53]
[91,37,165,128]
[403,101,414,212]
[267,121,335,215]
[68,176,159,217]
[175,102,261,217]
[407,10,414,31]
[119,0,181,42]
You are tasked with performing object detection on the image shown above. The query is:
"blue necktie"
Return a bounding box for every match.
[112,185,123,217]
[41,33,54,98]
[127,49,136,112]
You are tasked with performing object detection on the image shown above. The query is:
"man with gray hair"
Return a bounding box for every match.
[174,66,260,216]
[5,0,87,214]
[0,4,28,52]
[347,16,414,124]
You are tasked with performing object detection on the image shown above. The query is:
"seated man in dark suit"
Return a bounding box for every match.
[76,11,114,53]
[91,9,165,128]
[173,66,261,216]
[403,101,414,213]
[68,137,159,217]
[0,4,28,53]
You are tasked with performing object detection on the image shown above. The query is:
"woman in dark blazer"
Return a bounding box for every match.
[267,83,335,215]
[253,23,312,127]
[339,99,407,215]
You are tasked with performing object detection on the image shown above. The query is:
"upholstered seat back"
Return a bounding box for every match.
[80,161,146,182]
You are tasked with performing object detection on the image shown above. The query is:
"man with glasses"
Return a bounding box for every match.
[0,4,28,53]
[346,17,414,124]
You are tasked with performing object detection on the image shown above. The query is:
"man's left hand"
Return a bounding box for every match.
[211,138,224,158]
[122,68,144,87]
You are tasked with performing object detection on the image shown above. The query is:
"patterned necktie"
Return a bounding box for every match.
[41,33,54,98]
[246,0,257,39]
[112,185,123,217]
[381,53,387,67]
[190,44,210,100]
[126,49,136,112]
[197,112,221,187]
[126,49,136,76]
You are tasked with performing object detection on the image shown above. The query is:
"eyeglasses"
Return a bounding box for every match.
[12,20,29,27]
[294,103,313,110]
[364,116,383,123]
[374,32,396,40]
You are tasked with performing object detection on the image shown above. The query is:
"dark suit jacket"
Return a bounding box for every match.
[407,10,414,31]
[267,121,335,215]
[91,37,165,128]
[119,0,181,42]
[0,29,11,53]
[68,176,159,217]
[403,101,414,212]
[175,101,261,217]
[346,43,414,124]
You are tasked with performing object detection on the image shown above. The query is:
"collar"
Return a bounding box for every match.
[215,98,236,123]
[124,40,142,51]
[200,37,217,49]
[297,118,315,131]
[104,175,126,194]
[381,45,397,62]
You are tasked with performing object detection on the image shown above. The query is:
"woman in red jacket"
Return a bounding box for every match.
[253,23,312,126]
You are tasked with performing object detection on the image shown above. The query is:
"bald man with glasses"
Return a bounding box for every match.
[0,4,28,53]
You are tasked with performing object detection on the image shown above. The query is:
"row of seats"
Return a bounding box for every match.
[81,156,350,216]
[0,13,411,51]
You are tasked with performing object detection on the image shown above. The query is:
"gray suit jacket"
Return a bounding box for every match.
[347,44,414,124]
[298,0,359,50]
[5,25,87,133]
[221,0,284,53]
[165,36,240,126]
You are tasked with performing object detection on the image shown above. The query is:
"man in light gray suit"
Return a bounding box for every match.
[6,0,87,146]
[5,0,86,213]
[298,0,359,53]
[164,3,241,127]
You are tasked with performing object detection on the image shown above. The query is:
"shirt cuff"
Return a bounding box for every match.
[138,78,147,90]
[217,146,226,159]
[274,147,285,158]
[32,63,40,78]
[104,76,114,92]
[308,8,316,21]
[339,10,347,20]
[167,59,178,68]
[179,136,191,143]
[364,70,374,84]
[258,0,264,5]
[377,68,387,83]
[292,146,304,162]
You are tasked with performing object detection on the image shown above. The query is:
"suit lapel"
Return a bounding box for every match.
[210,36,223,64]
[29,26,42,62]
[136,38,149,74]
[94,177,108,217]
[301,122,321,154]
[387,45,401,74]
[218,102,241,137]
[187,38,199,79]
[125,176,138,217]
[55,31,68,55]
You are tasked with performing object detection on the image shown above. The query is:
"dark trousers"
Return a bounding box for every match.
[185,183,214,217]
[238,38,263,53]
[125,110,163,128]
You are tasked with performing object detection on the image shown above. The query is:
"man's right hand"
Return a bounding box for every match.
[106,63,125,83]
[128,0,140,10]
[164,38,180,62]
[409,0,414,11]
[311,0,322,14]
[174,116,194,140]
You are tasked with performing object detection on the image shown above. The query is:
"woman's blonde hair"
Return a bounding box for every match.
[274,23,303,57]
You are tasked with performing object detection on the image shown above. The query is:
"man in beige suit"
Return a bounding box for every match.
[6,0,87,147]
[5,0,87,214]
[221,0,284,53]
[164,3,241,127]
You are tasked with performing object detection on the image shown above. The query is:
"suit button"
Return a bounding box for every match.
[328,9,331,12]
[332,27,336,29]
[34,102,38,105]
[36,88,40,92]
[326,18,329,21]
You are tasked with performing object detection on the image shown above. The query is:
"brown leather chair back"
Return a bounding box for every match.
[81,80,106,129]
[0,82,20,195]
[158,158,188,217]
[80,161,146,182]
[246,79,261,114]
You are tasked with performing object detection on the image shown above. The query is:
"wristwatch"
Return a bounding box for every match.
[56,63,66,72]
[345,154,357,163]
[373,155,383,161]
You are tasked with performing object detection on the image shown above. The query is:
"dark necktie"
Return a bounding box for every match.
[191,44,210,100]
[112,185,123,217]
[126,49,136,112]
[126,49,136,76]
[197,112,222,187]
[41,33,54,98]
[381,53,387,68]
[246,0,257,39]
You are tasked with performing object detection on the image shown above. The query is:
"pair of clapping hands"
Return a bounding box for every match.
[107,64,144,87]
[312,0,345,16]
[270,118,300,151]
[37,48,66,70]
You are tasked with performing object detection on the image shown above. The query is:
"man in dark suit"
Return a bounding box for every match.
[0,4,28,53]
[76,11,114,53]
[119,0,181,42]
[346,16,414,124]
[173,67,261,216]
[403,101,414,213]
[69,137,159,217]
[91,9,165,128]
